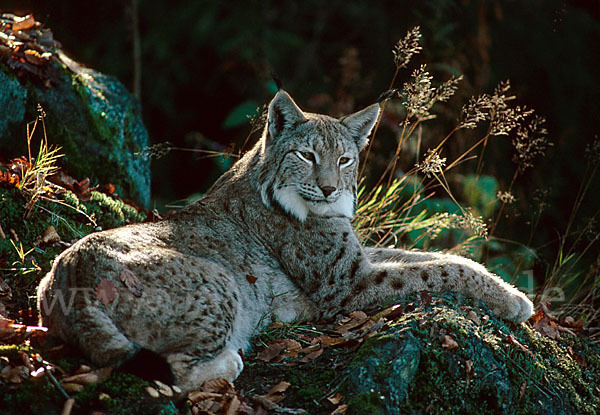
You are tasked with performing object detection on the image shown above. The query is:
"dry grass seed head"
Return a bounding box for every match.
[393,26,423,69]
[512,115,550,171]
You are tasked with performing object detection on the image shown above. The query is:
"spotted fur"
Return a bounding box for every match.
[37,90,533,393]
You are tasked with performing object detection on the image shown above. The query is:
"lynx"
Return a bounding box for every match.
[37,90,533,393]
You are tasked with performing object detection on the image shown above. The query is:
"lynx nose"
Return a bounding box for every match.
[320,186,336,197]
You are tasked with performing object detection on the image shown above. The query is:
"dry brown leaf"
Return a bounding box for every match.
[466,310,481,325]
[519,381,528,400]
[465,359,474,385]
[334,317,369,334]
[567,345,588,368]
[23,49,50,66]
[3,366,29,383]
[246,275,258,284]
[119,269,143,297]
[314,335,348,348]
[201,377,235,394]
[331,404,348,414]
[73,364,92,375]
[224,394,241,415]
[419,291,433,308]
[266,380,291,396]
[257,340,287,362]
[349,310,367,320]
[12,15,35,31]
[250,394,280,411]
[36,225,60,246]
[188,391,223,403]
[506,334,534,358]
[299,347,323,363]
[62,372,99,385]
[440,335,458,350]
[145,386,160,398]
[95,279,117,307]
[531,308,561,340]
[261,380,291,404]
[0,223,6,239]
[327,393,343,405]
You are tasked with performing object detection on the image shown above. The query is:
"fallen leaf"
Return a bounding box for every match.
[223,394,240,415]
[36,225,60,246]
[349,310,367,320]
[188,391,222,403]
[519,381,527,400]
[145,386,159,398]
[246,275,258,284]
[155,380,174,397]
[250,394,280,411]
[257,340,287,362]
[506,334,534,358]
[419,291,433,308]
[440,334,458,350]
[567,346,588,368]
[331,404,348,414]
[261,380,291,404]
[334,317,369,334]
[95,279,117,307]
[12,15,35,31]
[23,49,51,66]
[313,335,348,348]
[327,393,343,405]
[62,372,99,385]
[201,377,235,394]
[119,269,143,297]
[465,359,474,385]
[299,347,323,363]
[0,278,11,298]
[466,310,481,325]
[531,308,561,340]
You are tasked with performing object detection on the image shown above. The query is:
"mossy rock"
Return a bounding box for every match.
[342,293,600,415]
[0,187,145,311]
[0,52,150,208]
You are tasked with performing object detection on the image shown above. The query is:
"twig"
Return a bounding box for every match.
[45,364,71,400]
[61,398,75,415]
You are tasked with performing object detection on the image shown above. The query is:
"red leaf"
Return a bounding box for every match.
[246,275,258,284]
[95,279,117,307]
[120,269,143,297]
[12,15,35,31]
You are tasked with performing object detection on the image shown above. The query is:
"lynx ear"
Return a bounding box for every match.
[341,103,381,150]
[267,90,307,142]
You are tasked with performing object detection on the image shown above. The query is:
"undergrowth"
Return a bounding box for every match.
[351,27,599,329]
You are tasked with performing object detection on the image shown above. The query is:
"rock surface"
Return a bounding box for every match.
[0,14,150,207]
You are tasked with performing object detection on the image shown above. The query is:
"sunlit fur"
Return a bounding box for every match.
[257,91,379,223]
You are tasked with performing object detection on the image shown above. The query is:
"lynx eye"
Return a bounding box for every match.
[338,156,353,167]
[296,151,316,163]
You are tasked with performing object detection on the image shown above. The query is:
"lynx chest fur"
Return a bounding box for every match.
[37,90,533,392]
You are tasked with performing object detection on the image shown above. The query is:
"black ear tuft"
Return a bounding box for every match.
[119,347,175,385]
[272,72,283,91]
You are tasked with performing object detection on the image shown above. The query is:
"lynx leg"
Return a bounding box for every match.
[169,347,244,393]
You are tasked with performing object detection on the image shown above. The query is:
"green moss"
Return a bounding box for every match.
[0,187,145,311]
[342,295,600,414]
[72,372,175,415]
[346,391,385,415]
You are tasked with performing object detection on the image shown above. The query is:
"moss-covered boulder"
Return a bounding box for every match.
[0,14,150,207]
[342,294,600,414]
[234,293,600,415]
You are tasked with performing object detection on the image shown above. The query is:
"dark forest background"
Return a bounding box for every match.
[2,0,600,306]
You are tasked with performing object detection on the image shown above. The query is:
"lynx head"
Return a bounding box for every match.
[257,90,380,222]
